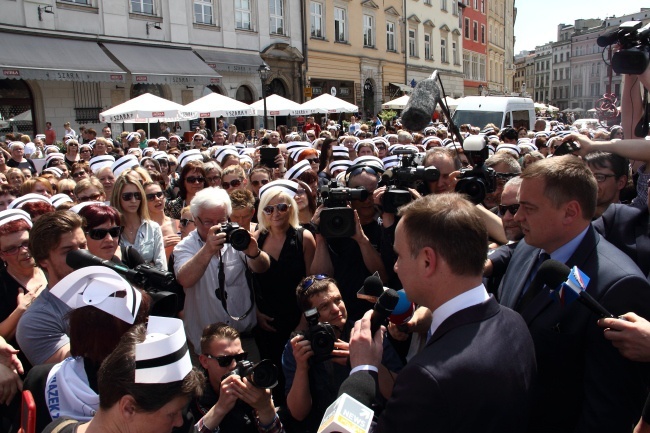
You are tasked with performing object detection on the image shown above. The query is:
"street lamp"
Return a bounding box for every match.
[258,63,271,130]
[478,84,484,96]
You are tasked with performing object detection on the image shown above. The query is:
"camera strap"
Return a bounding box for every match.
[635,88,650,138]
[215,254,254,321]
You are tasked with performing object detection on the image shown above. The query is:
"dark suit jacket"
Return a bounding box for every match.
[498,225,650,433]
[340,296,536,433]
[593,203,650,278]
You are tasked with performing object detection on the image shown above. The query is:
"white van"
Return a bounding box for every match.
[451,96,535,130]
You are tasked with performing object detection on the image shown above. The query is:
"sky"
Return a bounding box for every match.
[514,1,649,53]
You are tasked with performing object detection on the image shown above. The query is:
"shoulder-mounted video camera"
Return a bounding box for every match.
[381,149,440,213]
[454,135,496,205]
[318,181,369,238]
[597,21,650,75]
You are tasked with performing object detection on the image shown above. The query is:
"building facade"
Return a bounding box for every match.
[0,0,304,138]
[513,56,525,96]
[550,24,573,110]
[533,42,552,103]
[569,19,605,110]
[503,0,516,94]
[460,0,487,97]
[486,0,505,93]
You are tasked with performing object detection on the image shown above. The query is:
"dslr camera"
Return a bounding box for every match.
[381,149,440,213]
[301,308,337,361]
[454,135,496,205]
[597,21,650,75]
[318,181,369,238]
[220,222,251,251]
[223,359,278,389]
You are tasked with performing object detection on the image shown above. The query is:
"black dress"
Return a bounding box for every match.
[253,226,306,407]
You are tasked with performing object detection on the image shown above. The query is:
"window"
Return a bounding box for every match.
[334,7,346,42]
[131,0,153,14]
[235,0,252,30]
[453,41,459,65]
[270,0,284,34]
[481,0,485,12]
[424,0,431,4]
[481,25,485,43]
[363,15,374,47]
[310,2,323,38]
[479,56,486,80]
[471,54,478,79]
[474,0,478,8]
[473,21,478,41]
[452,1,458,15]
[440,0,447,11]
[441,38,447,63]
[194,0,213,25]
[463,52,470,78]
[409,29,416,57]
[386,21,396,51]
[425,34,431,59]
[62,0,90,4]
[464,18,469,38]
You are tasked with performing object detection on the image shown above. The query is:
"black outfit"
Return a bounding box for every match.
[485,242,518,297]
[593,203,650,278]
[326,220,382,322]
[253,227,306,407]
[189,383,259,433]
[0,267,33,374]
[6,158,36,174]
[339,297,536,432]
[64,156,77,171]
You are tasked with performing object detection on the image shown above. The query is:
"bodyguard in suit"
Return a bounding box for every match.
[499,155,650,433]
[342,193,536,433]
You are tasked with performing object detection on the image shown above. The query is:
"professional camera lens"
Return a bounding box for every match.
[320,208,356,238]
[228,227,251,251]
[312,331,336,356]
[249,359,278,389]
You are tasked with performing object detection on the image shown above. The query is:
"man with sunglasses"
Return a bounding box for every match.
[192,323,284,433]
[483,154,522,210]
[174,188,269,358]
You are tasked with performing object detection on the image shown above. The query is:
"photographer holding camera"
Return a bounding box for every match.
[189,323,284,433]
[311,156,388,322]
[174,188,270,358]
[282,275,399,433]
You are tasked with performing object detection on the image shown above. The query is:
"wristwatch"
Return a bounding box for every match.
[197,418,220,433]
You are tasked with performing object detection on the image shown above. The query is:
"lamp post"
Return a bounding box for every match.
[258,63,271,130]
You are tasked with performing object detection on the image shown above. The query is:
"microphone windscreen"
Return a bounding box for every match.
[359,275,385,299]
[377,288,400,311]
[389,289,415,325]
[402,78,441,131]
[66,248,101,269]
[537,260,570,289]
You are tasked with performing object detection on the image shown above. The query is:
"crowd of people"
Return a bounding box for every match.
[2,66,650,433]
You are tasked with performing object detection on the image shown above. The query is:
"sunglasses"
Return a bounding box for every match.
[121,192,142,201]
[295,188,307,196]
[80,149,91,153]
[60,189,74,195]
[222,178,242,190]
[251,179,269,187]
[299,274,329,294]
[146,191,165,201]
[307,158,319,164]
[205,352,248,367]
[86,226,123,240]
[72,171,87,179]
[186,176,205,184]
[498,204,520,216]
[193,138,204,141]
[263,202,291,215]
[376,146,386,150]
[78,192,102,202]
[179,218,194,227]
[1,241,30,255]
[206,175,221,183]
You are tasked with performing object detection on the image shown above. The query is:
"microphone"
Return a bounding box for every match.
[539,260,615,318]
[319,393,373,433]
[596,28,620,47]
[389,289,415,326]
[67,249,141,283]
[357,274,385,303]
[401,71,441,131]
[370,289,400,335]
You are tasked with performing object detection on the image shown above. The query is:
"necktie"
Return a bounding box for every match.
[517,251,551,311]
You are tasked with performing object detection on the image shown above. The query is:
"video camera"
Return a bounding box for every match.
[454,135,496,205]
[318,181,369,238]
[219,222,251,251]
[380,149,440,213]
[597,21,650,75]
[301,307,337,362]
[223,359,278,389]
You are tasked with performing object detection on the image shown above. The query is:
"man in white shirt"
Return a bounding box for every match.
[174,188,270,356]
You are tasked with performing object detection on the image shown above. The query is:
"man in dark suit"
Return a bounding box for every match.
[342,193,536,432]
[499,155,650,433]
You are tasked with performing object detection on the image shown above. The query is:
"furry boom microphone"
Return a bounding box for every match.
[401,71,442,131]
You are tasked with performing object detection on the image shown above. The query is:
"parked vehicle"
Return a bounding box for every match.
[451,96,535,130]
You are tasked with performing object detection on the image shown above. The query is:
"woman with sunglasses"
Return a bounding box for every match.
[252,182,316,407]
[74,178,106,204]
[63,139,79,169]
[203,161,223,188]
[248,166,271,198]
[0,210,45,374]
[221,165,248,193]
[111,175,166,270]
[165,160,206,220]
[143,181,180,261]
[70,161,90,182]
[78,143,92,162]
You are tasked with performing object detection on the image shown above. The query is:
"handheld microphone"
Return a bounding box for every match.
[319,393,373,433]
[357,274,385,303]
[389,289,415,326]
[540,260,615,318]
[401,71,441,131]
[370,289,400,335]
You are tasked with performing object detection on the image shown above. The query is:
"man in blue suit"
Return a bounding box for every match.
[341,193,536,432]
[499,155,650,433]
